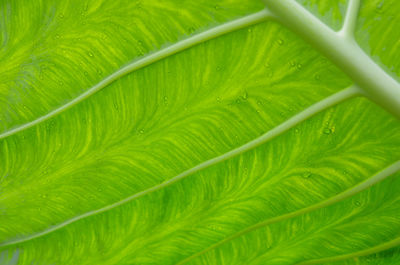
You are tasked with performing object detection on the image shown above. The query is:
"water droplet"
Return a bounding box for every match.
[97,69,103,75]
[113,103,119,110]
[88,52,94,57]
[290,61,296,67]
[354,200,361,206]
[242,91,248,100]
[84,71,88,76]
[214,5,220,10]
[247,28,252,33]
[277,39,284,45]
[58,13,64,19]
[314,74,321,80]
[41,194,48,198]
[216,66,222,71]
[297,64,302,70]
[264,62,270,68]
[323,128,332,135]
[139,129,144,134]
[375,2,384,13]
[216,97,221,102]
[294,128,300,134]
[58,81,64,86]
[303,172,312,179]
[187,27,195,34]
[257,100,262,105]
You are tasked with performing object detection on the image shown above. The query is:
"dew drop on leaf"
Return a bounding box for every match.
[277,38,284,45]
[242,91,248,100]
[375,1,384,13]
[88,52,94,57]
[323,128,332,135]
[113,103,118,110]
[187,27,195,34]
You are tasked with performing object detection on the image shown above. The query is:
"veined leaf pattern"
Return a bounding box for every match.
[0,0,399,264]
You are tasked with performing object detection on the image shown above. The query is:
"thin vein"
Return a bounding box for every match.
[0,85,359,247]
[297,235,400,265]
[177,160,400,265]
[0,9,272,140]
[339,0,360,38]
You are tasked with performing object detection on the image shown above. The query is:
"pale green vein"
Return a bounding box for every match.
[0,85,359,247]
[339,0,360,38]
[0,9,272,140]
[297,236,400,265]
[177,160,400,265]
[262,0,400,118]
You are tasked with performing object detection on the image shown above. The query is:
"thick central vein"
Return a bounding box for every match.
[0,86,358,247]
[262,0,400,118]
[0,9,271,140]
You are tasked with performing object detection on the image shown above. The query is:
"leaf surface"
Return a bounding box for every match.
[0,0,399,264]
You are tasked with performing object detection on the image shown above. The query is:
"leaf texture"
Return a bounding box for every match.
[0,0,399,264]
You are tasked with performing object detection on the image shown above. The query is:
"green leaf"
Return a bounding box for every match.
[0,0,399,264]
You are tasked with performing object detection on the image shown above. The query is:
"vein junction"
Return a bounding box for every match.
[262,0,400,118]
